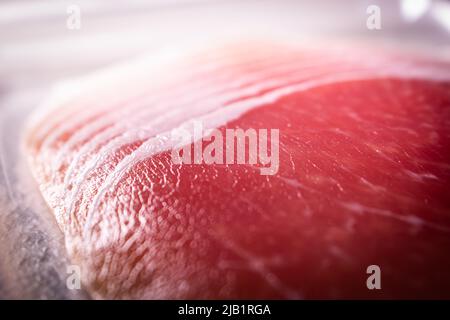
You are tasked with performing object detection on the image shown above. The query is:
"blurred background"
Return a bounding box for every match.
[0,0,449,299]
[1,0,449,95]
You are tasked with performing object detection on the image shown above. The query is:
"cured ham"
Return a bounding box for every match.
[25,42,450,299]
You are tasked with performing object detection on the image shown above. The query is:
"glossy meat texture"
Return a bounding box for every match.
[25,43,450,299]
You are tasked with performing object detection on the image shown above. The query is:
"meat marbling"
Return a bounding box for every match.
[25,42,450,299]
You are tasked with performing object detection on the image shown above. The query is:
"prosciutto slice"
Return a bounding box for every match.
[25,42,450,299]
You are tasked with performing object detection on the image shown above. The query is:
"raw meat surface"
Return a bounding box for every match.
[25,42,450,299]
